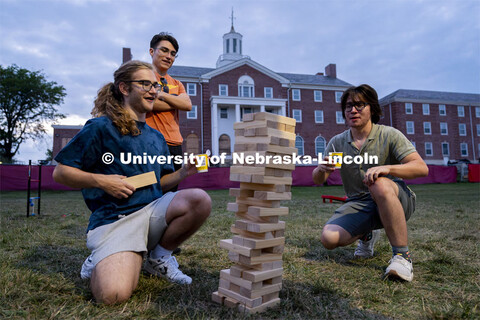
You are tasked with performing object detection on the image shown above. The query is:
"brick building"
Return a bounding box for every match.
[52,24,480,165]
[379,90,480,164]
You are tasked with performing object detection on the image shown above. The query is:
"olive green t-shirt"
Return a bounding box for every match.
[325,124,416,199]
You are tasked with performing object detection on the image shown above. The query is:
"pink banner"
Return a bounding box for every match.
[0,164,460,191]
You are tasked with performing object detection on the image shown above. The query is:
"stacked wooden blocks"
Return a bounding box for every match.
[212,112,296,314]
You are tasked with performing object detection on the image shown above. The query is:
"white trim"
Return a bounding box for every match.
[187,105,197,119]
[459,123,467,136]
[423,122,432,135]
[314,110,324,123]
[314,90,323,102]
[292,89,301,101]
[210,96,287,107]
[187,83,196,96]
[292,109,302,123]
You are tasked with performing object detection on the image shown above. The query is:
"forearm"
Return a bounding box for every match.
[153,93,192,112]
[160,167,188,192]
[386,160,429,180]
[53,163,101,189]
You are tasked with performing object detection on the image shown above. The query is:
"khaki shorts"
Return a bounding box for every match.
[80,192,177,279]
[326,180,415,237]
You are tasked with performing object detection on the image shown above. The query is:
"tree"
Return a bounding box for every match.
[0,64,66,163]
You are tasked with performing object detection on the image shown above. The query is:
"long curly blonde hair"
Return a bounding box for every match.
[91,60,154,136]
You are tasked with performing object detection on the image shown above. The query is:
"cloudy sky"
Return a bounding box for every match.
[1,0,479,162]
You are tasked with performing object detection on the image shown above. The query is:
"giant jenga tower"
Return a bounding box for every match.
[212,112,296,314]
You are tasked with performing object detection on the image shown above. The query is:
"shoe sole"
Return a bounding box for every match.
[384,269,413,282]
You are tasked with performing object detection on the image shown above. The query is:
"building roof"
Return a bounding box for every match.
[380,89,480,106]
[277,72,352,87]
[169,65,352,87]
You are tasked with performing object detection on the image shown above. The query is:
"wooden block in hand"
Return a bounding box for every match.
[123,171,157,189]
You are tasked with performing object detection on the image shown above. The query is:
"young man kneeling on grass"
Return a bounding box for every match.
[53,60,211,304]
[312,84,428,282]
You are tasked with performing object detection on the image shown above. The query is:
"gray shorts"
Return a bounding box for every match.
[80,191,177,279]
[326,180,415,237]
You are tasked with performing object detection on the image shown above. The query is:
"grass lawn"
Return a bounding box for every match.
[1,183,479,319]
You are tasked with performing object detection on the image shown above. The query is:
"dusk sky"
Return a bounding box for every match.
[1,0,479,162]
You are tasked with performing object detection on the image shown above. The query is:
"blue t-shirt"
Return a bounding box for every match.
[54,116,174,231]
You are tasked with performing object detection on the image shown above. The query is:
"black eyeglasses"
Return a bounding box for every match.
[155,46,178,58]
[345,102,368,112]
[125,80,160,92]
[159,78,169,93]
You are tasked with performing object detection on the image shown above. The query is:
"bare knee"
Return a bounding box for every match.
[321,227,341,250]
[187,188,211,220]
[92,285,133,305]
[368,177,397,200]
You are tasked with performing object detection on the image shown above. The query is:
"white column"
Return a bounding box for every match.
[260,105,265,113]
[235,104,241,122]
[281,105,286,116]
[212,103,218,156]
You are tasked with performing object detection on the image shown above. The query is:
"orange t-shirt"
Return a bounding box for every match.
[146,73,186,146]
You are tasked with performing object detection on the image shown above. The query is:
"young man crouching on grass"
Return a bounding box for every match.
[312,84,428,282]
[53,60,211,304]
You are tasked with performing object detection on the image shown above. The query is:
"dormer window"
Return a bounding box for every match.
[238,75,254,98]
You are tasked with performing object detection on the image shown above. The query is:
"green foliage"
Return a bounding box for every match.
[0,64,66,162]
[0,184,479,319]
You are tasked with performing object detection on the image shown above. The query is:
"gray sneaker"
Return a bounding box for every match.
[80,254,94,279]
[354,229,381,258]
[384,255,413,282]
[144,255,192,285]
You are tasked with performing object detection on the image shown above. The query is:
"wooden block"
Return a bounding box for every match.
[242,113,255,122]
[231,226,275,240]
[219,239,261,257]
[248,206,289,217]
[262,291,280,303]
[211,291,225,305]
[251,175,292,185]
[224,297,240,308]
[234,152,296,170]
[234,128,245,136]
[236,197,281,208]
[235,211,279,223]
[237,297,281,314]
[230,265,248,277]
[218,287,263,308]
[220,269,254,290]
[285,124,295,133]
[242,267,283,283]
[242,237,285,250]
[230,173,252,182]
[219,278,230,289]
[122,171,157,189]
[240,182,289,193]
[253,126,296,141]
[234,135,280,146]
[238,253,283,266]
[240,282,282,299]
[229,188,254,198]
[253,112,296,126]
[245,220,286,233]
[227,202,248,213]
[254,191,292,201]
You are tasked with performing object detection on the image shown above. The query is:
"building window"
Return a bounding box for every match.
[187,83,196,96]
[336,111,345,124]
[314,110,324,123]
[439,104,446,116]
[187,105,197,119]
[458,106,465,117]
[220,108,228,119]
[460,143,468,157]
[459,123,466,136]
[295,136,304,156]
[292,89,301,101]
[476,107,480,118]
[219,134,231,155]
[226,39,230,53]
[423,122,431,135]
[264,87,273,98]
[441,142,449,156]
[219,84,228,96]
[241,107,252,120]
[314,90,323,102]
[406,121,414,134]
[238,75,254,98]
[292,109,302,123]
[315,136,326,155]
[405,103,413,114]
[422,104,430,115]
[335,91,342,103]
[425,142,433,156]
[440,122,448,135]
[477,124,480,136]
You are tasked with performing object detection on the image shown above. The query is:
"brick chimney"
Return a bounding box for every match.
[122,48,132,63]
[325,63,336,78]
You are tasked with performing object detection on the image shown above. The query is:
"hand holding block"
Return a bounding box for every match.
[122,171,157,189]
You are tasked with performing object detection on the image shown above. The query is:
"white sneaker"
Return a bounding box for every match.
[80,255,94,279]
[144,255,192,285]
[354,229,381,258]
[384,255,413,282]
